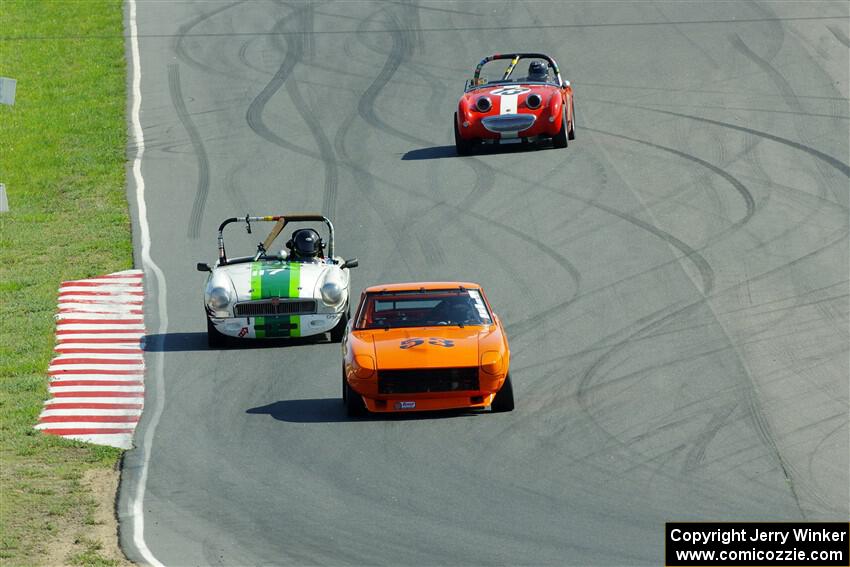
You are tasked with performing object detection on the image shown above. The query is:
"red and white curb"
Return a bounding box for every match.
[35,269,145,449]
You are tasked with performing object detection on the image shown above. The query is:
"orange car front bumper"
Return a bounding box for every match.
[347,372,506,413]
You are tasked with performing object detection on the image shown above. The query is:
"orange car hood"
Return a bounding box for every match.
[369,327,481,369]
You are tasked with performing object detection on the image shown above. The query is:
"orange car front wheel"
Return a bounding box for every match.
[343,368,367,417]
[491,374,515,413]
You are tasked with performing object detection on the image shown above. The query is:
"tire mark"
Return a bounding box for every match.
[513,229,847,377]
[534,230,847,515]
[594,195,716,295]
[729,32,847,207]
[827,24,850,48]
[349,4,498,264]
[581,81,849,103]
[238,37,272,76]
[651,3,720,69]
[684,403,739,472]
[354,4,497,218]
[245,13,318,159]
[632,105,850,178]
[587,127,756,228]
[465,209,582,297]
[622,100,849,121]
[174,1,247,79]
[277,3,338,219]
[331,7,420,275]
[572,288,807,514]
[168,64,210,239]
[444,141,721,299]
[223,162,251,213]
[355,10,418,146]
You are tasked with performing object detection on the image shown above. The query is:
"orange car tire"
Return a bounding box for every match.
[343,369,367,417]
[491,374,515,413]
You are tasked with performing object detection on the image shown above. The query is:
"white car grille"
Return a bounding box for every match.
[234,299,317,317]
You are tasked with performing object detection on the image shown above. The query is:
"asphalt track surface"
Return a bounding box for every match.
[119,2,849,565]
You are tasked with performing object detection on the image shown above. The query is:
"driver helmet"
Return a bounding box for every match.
[437,297,478,322]
[286,228,322,260]
[527,60,548,82]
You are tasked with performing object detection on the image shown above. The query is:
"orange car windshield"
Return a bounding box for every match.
[357,290,493,329]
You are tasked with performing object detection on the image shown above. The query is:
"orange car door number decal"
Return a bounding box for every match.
[400,338,454,349]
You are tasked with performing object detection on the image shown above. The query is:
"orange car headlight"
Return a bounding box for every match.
[353,354,376,379]
[480,351,502,375]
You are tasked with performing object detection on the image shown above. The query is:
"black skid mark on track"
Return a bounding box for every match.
[354,4,496,220]
[683,403,739,472]
[728,32,848,207]
[245,5,321,160]
[223,162,251,213]
[515,231,848,378]
[274,3,339,219]
[245,23,315,159]
[588,127,756,228]
[174,1,247,80]
[828,25,850,48]
[597,196,715,295]
[280,6,338,219]
[330,5,421,275]
[169,64,211,239]
[639,105,850,179]
[244,2,338,218]
[355,10,417,146]
[238,37,272,76]
[573,296,787,507]
[569,232,850,516]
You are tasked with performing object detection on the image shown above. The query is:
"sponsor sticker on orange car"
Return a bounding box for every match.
[395,401,416,410]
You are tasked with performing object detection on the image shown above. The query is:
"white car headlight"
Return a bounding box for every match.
[207,287,232,311]
[320,280,344,307]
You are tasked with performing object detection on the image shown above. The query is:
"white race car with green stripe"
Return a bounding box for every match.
[197,215,358,347]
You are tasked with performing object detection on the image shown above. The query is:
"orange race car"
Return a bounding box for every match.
[342,282,514,416]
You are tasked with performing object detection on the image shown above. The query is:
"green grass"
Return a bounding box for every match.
[0,1,132,564]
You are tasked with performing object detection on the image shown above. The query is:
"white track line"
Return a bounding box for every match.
[60,433,135,449]
[49,362,146,371]
[50,375,145,383]
[45,397,144,406]
[56,313,144,320]
[128,2,167,565]
[40,408,143,417]
[58,295,145,303]
[56,324,146,331]
[36,422,138,430]
[53,353,144,360]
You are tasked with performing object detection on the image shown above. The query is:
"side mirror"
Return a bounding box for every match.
[196,262,211,272]
[341,258,359,269]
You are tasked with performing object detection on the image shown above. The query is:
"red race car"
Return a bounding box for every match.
[454,53,575,155]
